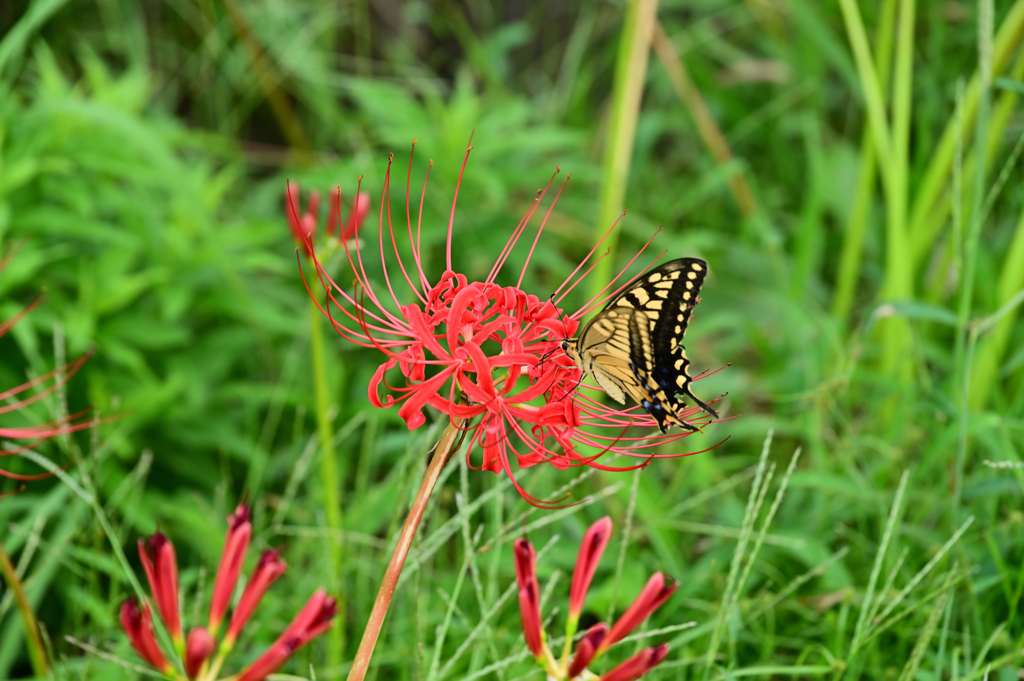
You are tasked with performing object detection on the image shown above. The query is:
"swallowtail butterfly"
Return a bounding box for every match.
[561,258,717,433]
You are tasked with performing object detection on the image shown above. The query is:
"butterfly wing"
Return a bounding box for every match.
[573,258,717,432]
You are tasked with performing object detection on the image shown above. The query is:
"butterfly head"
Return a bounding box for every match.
[559,338,584,370]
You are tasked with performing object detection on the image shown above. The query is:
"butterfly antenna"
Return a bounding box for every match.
[536,346,558,367]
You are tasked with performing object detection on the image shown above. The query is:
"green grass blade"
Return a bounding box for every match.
[587,0,659,299]
[703,429,772,675]
[850,469,908,655]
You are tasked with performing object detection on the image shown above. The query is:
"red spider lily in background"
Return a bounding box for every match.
[120,503,336,681]
[293,141,725,506]
[286,182,370,257]
[514,516,676,680]
[0,244,94,485]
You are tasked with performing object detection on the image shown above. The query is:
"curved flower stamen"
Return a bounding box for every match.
[0,250,95,482]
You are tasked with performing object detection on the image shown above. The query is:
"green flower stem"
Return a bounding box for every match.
[559,614,579,672]
[0,539,48,677]
[309,296,345,663]
[587,0,659,302]
[346,415,466,681]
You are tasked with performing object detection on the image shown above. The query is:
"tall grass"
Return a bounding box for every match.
[2,0,1024,679]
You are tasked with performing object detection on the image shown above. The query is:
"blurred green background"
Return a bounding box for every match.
[2,0,1024,678]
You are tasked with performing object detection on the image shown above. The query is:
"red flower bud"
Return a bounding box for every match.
[225,549,287,644]
[567,622,608,678]
[184,627,215,679]
[569,516,612,620]
[119,598,170,672]
[340,191,371,241]
[600,573,678,653]
[598,644,669,681]
[209,504,252,634]
[513,538,544,658]
[235,590,337,681]
[138,533,182,644]
[285,184,320,256]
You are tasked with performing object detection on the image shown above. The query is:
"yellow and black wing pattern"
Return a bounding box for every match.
[570,257,717,433]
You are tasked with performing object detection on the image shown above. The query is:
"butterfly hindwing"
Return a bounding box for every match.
[576,306,646,405]
[570,257,717,433]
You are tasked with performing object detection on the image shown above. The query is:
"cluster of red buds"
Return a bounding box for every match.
[515,517,676,680]
[120,504,336,681]
[286,182,370,257]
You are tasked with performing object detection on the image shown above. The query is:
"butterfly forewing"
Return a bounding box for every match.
[573,257,716,433]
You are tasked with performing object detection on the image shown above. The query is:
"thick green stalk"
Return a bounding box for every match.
[953,0,994,523]
[878,0,916,378]
[587,0,659,302]
[911,45,1024,271]
[0,540,48,677]
[838,0,915,380]
[838,0,894,185]
[309,297,345,662]
[907,0,1024,263]
[832,0,897,324]
[968,203,1024,408]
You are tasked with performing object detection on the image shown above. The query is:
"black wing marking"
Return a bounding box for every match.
[615,258,718,430]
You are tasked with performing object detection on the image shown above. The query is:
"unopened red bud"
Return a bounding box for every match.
[235,590,337,681]
[513,539,545,658]
[225,549,287,644]
[139,533,182,644]
[599,644,669,681]
[569,516,612,620]
[600,574,677,653]
[567,622,608,677]
[184,627,215,678]
[119,598,170,672]
[341,191,371,241]
[209,503,252,634]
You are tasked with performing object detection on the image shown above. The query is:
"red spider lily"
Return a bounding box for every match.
[0,245,94,483]
[120,504,334,681]
[515,517,677,680]
[294,142,726,507]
